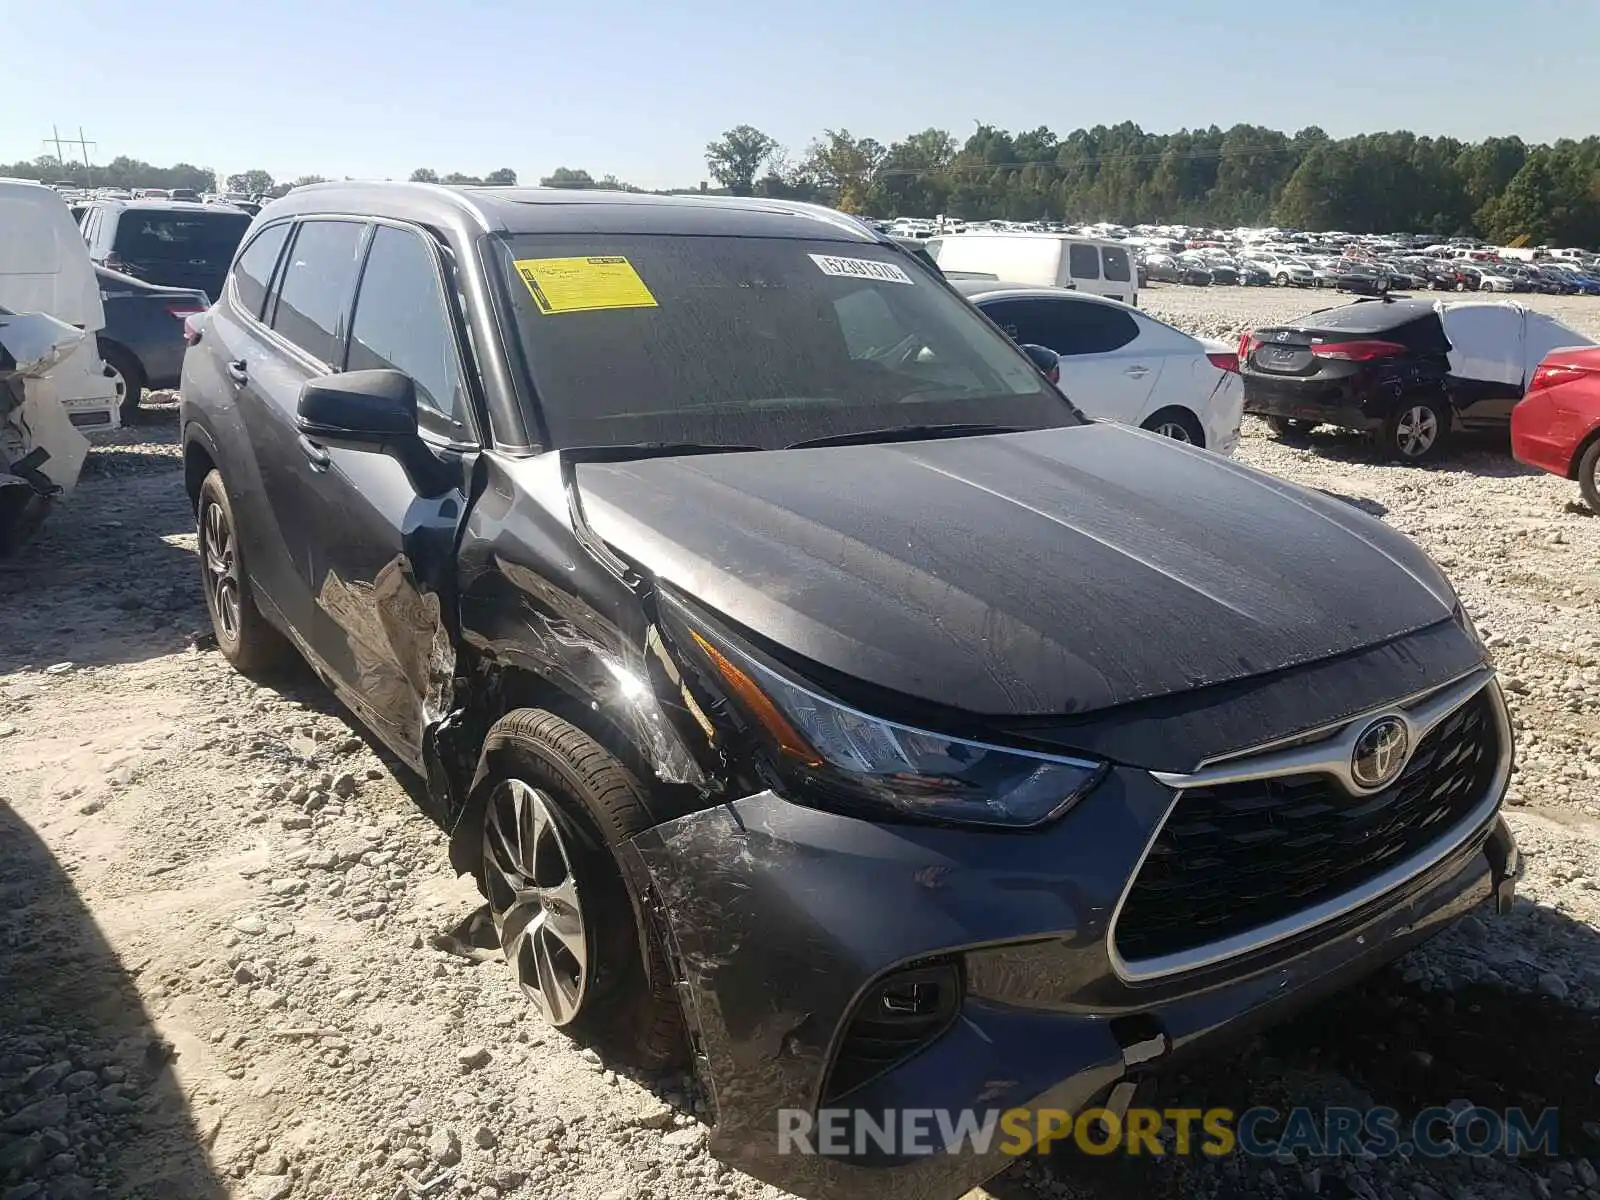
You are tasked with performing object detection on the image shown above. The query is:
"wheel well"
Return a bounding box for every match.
[1570,425,1600,480]
[96,337,145,386]
[183,440,216,513]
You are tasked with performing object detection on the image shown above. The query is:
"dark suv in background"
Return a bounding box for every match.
[180,184,1518,1200]
[79,198,251,300]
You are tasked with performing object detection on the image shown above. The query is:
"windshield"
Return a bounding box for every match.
[115,210,250,262]
[494,233,1077,450]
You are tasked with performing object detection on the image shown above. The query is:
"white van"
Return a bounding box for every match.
[0,178,120,433]
[925,232,1139,304]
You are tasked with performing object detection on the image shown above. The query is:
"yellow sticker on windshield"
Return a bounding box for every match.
[512,256,658,315]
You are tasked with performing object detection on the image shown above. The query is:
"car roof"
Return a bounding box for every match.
[87,198,250,214]
[949,280,1135,310]
[255,181,882,243]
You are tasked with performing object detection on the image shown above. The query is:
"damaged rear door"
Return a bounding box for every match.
[292,223,479,771]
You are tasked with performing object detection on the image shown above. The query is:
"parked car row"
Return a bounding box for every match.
[177,182,1522,1200]
[1239,296,1598,494]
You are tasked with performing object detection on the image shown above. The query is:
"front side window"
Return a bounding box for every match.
[269,220,366,366]
[231,222,291,320]
[493,234,1074,450]
[346,225,470,434]
[984,298,1139,357]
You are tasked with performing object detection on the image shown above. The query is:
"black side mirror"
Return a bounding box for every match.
[296,369,454,496]
[1019,343,1061,385]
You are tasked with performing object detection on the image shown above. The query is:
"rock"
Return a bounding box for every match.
[247,1176,294,1200]
[597,1191,631,1200]
[1536,972,1569,1000]
[491,1170,527,1191]
[1454,914,1488,943]
[285,783,310,806]
[233,915,267,935]
[24,1060,72,1092]
[0,723,16,738]
[269,878,304,896]
[44,662,75,674]
[457,1045,491,1072]
[632,1102,677,1130]
[428,1126,461,1167]
[336,838,369,863]
[1,1095,68,1134]
[0,1134,45,1175]
[332,772,358,796]
[662,1125,707,1149]
[251,988,286,1010]
[473,1124,497,1149]
[304,849,337,871]
[58,1070,97,1093]
[234,962,261,984]
[1575,1159,1597,1189]
[258,1151,289,1175]
[280,814,312,830]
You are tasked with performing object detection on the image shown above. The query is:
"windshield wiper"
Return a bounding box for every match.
[562,441,762,463]
[786,423,1028,450]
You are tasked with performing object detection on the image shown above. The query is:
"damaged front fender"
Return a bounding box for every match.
[0,312,94,554]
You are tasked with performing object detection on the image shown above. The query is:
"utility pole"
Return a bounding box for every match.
[41,126,96,181]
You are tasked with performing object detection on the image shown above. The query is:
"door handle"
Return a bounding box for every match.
[1124,365,1150,378]
[225,359,248,385]
[297,435,331,472]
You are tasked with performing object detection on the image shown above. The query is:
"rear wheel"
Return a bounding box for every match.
[1383,398,1450,463]
[1276,273,1289,287]
[1578,438,1600,512]
[197,469,290,672]
[1142,408,1205,447]
[474,709,686,1069]
[98,340,143,421]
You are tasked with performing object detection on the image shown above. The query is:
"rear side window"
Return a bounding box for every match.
[346,225,471,434]
[231,223,291,320]
[1068,243,1101,280]
[1102,247,1132,283]
[269,220,366,365]
[983,297,1139,356]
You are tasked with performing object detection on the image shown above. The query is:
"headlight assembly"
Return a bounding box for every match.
[669,600,1106,828]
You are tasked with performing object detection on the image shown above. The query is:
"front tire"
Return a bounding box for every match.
[1383,398,1450,463]
[1276,273,1289,287]
[1578,438,1600,512]
[473,709,686,1069]
[196,469,290,672]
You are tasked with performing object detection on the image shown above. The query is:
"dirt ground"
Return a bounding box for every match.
[2,287,1598,1200]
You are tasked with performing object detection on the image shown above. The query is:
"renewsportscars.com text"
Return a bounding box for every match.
[777,1106,1559,1159]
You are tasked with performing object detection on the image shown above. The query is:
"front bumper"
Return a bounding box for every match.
[624,769,1517,1200]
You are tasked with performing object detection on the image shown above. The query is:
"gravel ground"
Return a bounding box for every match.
[1,293,1597,1200]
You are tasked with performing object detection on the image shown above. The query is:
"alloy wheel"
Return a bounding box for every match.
[201,499,241,641]
[1154,421,1193,443]
[482,779,589,1026]
[1395,405,1439,458]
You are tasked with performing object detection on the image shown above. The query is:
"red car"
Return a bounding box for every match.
[1512,346,1600,511]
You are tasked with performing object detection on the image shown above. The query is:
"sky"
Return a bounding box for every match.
[5,0,1597,190]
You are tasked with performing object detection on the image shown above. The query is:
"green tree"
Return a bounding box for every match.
[408,168,439,183]
[483,167,518,185]
[705,125,778,196]
[801,130,886,212]
[226,169,275,195]
[539,167,596,189]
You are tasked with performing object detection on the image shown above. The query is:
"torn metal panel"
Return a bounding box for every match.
[0,312,95,553]
[455,451,712,791]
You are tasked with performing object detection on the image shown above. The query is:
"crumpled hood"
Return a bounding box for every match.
[574,424,1456,717]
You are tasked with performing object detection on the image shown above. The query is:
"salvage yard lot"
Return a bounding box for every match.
[1,287,1598,1200]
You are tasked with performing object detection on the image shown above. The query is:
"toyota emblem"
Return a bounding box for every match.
[1351,717,1410,790]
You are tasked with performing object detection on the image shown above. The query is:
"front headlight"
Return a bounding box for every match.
[667,600,1106,828]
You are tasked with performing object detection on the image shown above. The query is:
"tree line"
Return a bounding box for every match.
[7,123,1596,245]
[690,123,1600,246]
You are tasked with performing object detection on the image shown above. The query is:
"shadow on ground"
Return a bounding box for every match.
[0,800,228,1198]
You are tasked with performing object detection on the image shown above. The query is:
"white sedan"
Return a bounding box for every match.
[954,281,1244,454]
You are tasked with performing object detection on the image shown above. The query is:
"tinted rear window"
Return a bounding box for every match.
[114,210,250,262]
[1068,243,1100,279]
[1300,301,1437,334]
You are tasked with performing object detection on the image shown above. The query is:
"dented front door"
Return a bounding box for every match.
[293,444,466,769]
